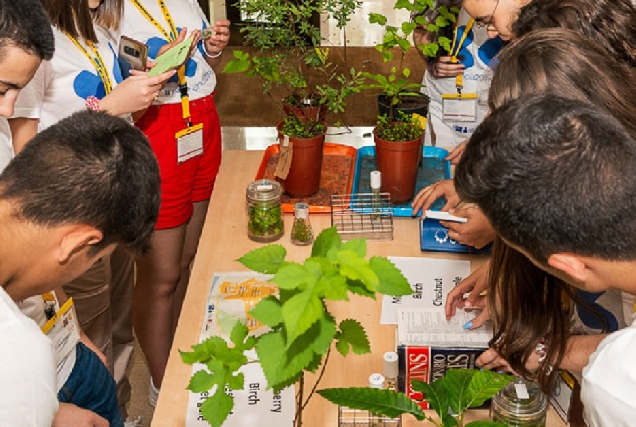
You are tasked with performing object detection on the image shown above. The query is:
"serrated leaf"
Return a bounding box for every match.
[229,321,249,347]
[272,262,310,290]
[341,238,367,257]
[317,274,349,301]
[180,336,224,364]
[466,370,514,409]
[256,331,318,391]
[249,296,283,327]
[282,290,323,344]
[311,311,337,355]
[336,319,370,356]
[317,387,426,420]
[227,371,245,390]
[200,389,234,427]
[445,369,478,414]
[346,278,376,298]
[337,250,379,291]
[188,369,218,393]
[411,379,449,420]
[237,245,286,273]
[311,226,341,257]
[370,257,413,296]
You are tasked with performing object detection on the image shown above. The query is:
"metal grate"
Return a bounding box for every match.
[338,406,402,426]
[330,193,394,241]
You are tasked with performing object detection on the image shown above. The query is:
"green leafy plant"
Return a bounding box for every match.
[247,203,283,239]
[281,114,326,139]
[363,0,460,116]
[180,226,414,427]
[375,110,424,142]
[318,368,515,427]
[223,0,365,136]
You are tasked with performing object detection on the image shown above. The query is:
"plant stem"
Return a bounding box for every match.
[295,372,304,427]
[301,346,332,413]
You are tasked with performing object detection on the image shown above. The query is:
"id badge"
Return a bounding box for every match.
[442,93,478,122]
[175,123,204,163]
[41,298,81,391]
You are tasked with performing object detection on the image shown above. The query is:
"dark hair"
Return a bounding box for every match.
[0,110,161,255]
[41,0,123,44]
[0,0,55,60]
[456,94,636,264]
[513,0,636,68]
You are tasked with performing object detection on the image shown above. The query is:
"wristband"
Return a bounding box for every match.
[202,43,222,59]
[85,95,100,112]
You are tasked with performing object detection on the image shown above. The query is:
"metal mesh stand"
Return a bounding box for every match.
[338,406,402,427]
[330,193,394,241]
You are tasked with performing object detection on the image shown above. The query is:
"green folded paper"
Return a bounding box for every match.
[148,35,194,77]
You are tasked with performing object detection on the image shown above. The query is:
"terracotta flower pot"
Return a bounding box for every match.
[374,131,423,204]
[282,132,326,197]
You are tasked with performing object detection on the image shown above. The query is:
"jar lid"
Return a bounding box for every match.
[370,170,382,191]
[294,202,309,218]
[368,373,385,389]
[492,378,547,417]
[247,179,282,201]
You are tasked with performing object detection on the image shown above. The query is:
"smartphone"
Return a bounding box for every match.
[118,36,148,78]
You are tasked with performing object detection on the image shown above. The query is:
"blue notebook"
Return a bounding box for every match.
[420,218,492,254]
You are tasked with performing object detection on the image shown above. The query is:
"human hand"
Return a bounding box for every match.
[156,27,198,59]
[430,56,465,78]
[202,20,231,59]
[440,204,496,248]
[445,260,490,328]
[100,69,175,116]
[411,179,460,216]
[476,348,518,374]
[53,403,109,427]
[445,138,468,164]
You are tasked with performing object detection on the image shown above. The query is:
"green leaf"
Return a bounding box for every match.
[200,389,234,427]
[466,370,515,408]
[229,321,249,347]
[249,296,283,327]
[346,278,376,298]
[317,387,426,420]
[340,238,367,257]
[411,379,449,421]
[369,12,387,26]
[317,273,349,301]
[188,369,218,393]
[370,257,412,296]
[272,262,311,290]
[311,226,341,257]
[227,371,245,390]
[282,290,323,344]
[311,311,337,355]
[337,250,379,292]
[445,369,478,414]
[237,244,286,273]
[336,319,370,356]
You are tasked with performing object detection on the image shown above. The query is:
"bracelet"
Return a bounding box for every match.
[85,95,100,112]
[202,43,222,59]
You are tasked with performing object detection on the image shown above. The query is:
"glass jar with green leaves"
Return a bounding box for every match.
[246,179,284,242]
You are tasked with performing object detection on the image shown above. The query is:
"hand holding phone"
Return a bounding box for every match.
[119,36,148,78]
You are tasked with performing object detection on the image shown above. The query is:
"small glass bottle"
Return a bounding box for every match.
[290,202,313,245]
[491,378,547,427]
[382,351,399,391]
[246,179,284,243]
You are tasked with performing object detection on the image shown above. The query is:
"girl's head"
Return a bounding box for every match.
[462,0,531,40]
[488,28,636,138]
[513,0,636,67]
[41,0,123,43]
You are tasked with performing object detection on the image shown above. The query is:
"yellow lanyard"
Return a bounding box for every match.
[129,0,192,122]
[66,34,113,95]
[449,18,474,95]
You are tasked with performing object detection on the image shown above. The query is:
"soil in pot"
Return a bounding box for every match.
[374,133,423,204]
[378,93,429,118]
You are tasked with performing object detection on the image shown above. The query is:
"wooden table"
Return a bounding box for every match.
[151,150,567,427]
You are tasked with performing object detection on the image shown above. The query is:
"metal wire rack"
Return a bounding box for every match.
[330,193,394,241]
[338,406,402,427]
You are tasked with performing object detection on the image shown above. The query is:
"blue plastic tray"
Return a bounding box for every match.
[351,146,452,216]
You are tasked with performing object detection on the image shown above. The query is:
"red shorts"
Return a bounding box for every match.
[135,94,222,229]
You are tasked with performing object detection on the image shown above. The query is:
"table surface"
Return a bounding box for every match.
[151,150,567,427]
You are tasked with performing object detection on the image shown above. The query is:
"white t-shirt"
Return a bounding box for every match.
[581,319,636,426]
[0,287,58,426]
[13,25,123,130]
[121,0,217,104]
[422,10,503,147]
[0,117,13,172]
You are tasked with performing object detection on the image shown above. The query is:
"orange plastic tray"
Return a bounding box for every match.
[255,142,357,213]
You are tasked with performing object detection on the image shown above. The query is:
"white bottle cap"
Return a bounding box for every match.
[369,373,385,389]
[370,170,382,191]
[383,351,399,378]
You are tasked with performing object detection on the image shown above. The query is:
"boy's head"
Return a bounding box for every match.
[455,94,636,291]
[0,110,160,298]
[0,0,55,117]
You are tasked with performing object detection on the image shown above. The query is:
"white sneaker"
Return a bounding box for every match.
[148,378,160,408]
[124,416,142,427]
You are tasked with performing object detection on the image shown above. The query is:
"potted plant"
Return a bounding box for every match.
[180,226,414,427]
[360,0,458,203]
[318,368,514,427]
[223,0,365,196]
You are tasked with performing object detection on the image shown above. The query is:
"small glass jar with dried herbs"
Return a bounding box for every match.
[290,202,313,246]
